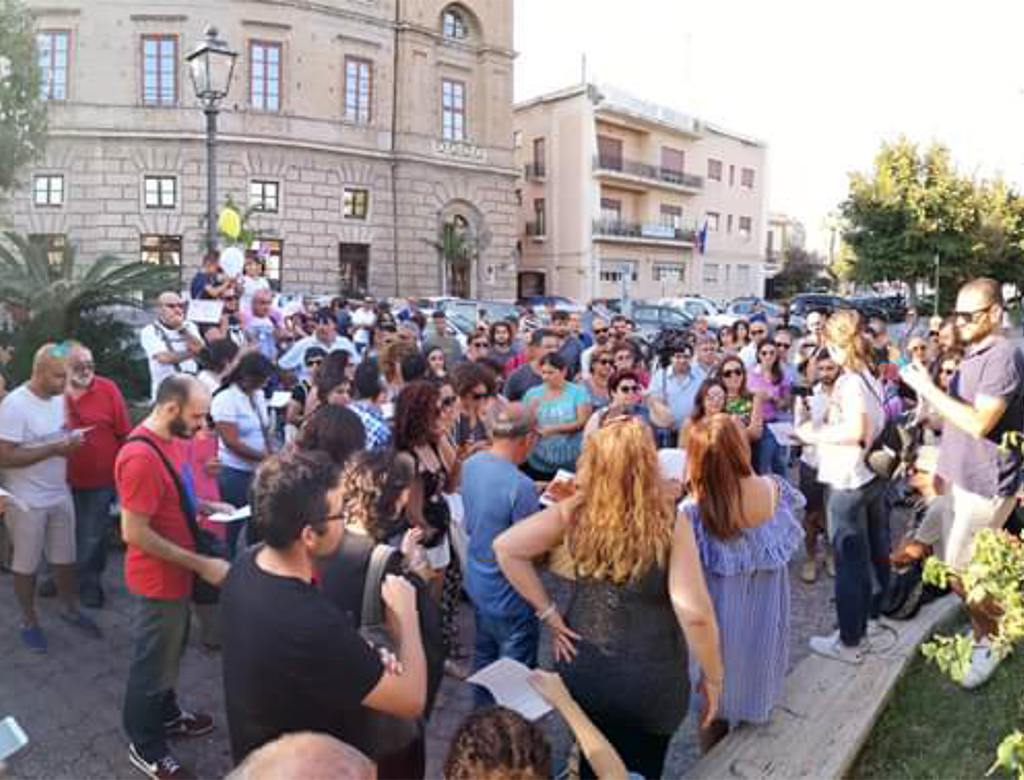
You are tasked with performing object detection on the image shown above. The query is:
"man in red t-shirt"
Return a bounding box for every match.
[66,343,131,608]
[115,375,230,780]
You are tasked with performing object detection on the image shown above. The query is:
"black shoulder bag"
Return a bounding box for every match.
[125,436,230,605]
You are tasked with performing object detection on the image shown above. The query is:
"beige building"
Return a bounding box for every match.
[514,83,769,303]
[11,0,518,298]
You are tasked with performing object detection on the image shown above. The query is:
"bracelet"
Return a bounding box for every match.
[536,603,557,622]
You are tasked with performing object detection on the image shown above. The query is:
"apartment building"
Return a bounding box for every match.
[514,83,769,303]
[11,0,518,298]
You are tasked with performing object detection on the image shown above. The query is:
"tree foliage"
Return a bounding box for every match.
[0,0,48,192]
[841,138,1024,305]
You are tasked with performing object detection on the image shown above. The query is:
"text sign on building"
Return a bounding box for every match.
[433,140,487,162]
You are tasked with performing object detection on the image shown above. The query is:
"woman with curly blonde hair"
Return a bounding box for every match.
[495,418,724,780]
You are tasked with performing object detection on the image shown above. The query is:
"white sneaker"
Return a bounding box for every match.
[809,630,869,665]
[867,618,899,653]
[961,638,1004,690]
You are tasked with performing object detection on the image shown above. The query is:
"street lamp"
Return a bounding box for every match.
[186,26,237,253]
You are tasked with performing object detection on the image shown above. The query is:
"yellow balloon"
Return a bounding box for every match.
[218,207,241,240]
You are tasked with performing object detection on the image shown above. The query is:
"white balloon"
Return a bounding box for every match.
[220,246,245,277]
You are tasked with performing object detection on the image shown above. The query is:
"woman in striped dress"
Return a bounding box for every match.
[682,413,804,751]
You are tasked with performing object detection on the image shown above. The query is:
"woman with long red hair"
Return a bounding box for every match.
[683,413,804,751]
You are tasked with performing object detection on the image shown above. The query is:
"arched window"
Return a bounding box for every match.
[442,8,467,40]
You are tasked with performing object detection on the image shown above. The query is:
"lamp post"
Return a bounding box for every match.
[186,26,237,253]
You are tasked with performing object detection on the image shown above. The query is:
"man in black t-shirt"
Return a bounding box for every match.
[220,450,426,765]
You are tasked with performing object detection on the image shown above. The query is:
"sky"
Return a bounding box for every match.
[513,0,1024,252]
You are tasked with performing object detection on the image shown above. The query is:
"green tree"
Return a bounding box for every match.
[0,232,178,392]
[0,0,48,192]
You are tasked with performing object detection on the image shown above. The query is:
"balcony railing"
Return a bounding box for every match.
[593,155,704,190]
[525,220,547,238]
[593,218,696,243]
[523,161,546,180]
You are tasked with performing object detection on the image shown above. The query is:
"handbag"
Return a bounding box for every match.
[355,544,421,756]
[125,436,230,605]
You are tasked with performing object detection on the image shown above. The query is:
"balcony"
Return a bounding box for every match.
[523,161,546,181]
[525,220,547,240]
[593,155,704,194]
[592,219,696,246]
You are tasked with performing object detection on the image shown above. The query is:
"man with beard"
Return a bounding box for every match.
[901,277,1024,689]
[116,376,232,779]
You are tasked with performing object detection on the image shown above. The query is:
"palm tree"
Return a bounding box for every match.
[0,230,178,384]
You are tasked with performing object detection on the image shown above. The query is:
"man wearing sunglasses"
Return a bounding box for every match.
[140,292,204,402]
[901,277,1024,689]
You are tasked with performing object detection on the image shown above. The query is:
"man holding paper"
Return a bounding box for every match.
[0,344,101,654]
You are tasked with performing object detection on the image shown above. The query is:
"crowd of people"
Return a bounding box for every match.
[0,256,1021,780]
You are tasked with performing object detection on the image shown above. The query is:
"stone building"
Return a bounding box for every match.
[514,83,769,303]
[12,0,518,298]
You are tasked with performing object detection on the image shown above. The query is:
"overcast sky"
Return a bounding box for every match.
[514,0,1024,251]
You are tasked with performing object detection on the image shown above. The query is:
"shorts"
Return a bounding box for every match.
[944,485,1015,569]
[799,462,825,514]
[3,497,76,575]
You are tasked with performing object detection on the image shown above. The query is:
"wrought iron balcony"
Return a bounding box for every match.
[593,218,696,243]
[593,155,704,190]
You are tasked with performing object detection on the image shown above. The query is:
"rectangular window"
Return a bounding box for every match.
[339,243,370,297]
[600,198,622,222]
[741,167,755,189]
[37,31,69,101]
[343,187,369,220]
[250,40,281,112]
[661,147,685,181]
[597,135,623,170]
[442,78,466,141]
[33,174,64,207]
[703,262,719,285]
[706,211,720,231]
[707,158,723,182]
[653,264,684,283]
[252,238,283,290]
[660,204,683,230]
[29,233,66,272]
[144,175,177,209]
[739,216,753,241]
[250,180,280,213]
[344,56,373,124]
[142,35,177,106]
[140,234,182,286]
[533,198,546,235]
[729,164,736,186]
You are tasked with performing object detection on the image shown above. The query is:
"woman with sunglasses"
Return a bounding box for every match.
[583,369,673,442]
[747,339,791,476]
[678,378,728,448]
[716,357,764,445]
[451,362,499,452]
[523,353,592,480]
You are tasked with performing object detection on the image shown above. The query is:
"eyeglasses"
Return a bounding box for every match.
[722,368,743,378]
[954,305,992,324]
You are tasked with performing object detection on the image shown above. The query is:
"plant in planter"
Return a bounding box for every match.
[922,529,1024,777]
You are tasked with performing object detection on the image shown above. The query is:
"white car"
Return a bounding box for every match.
[658,296,737,330]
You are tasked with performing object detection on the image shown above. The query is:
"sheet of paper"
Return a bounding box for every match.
[768,422,798,444]
[187,299,225,324]
[269,391,293,409]
[207,505,251,523]
[539,469,576,507]
[467,658,553,721]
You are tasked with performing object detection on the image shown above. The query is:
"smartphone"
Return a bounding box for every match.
[0,716,28,761]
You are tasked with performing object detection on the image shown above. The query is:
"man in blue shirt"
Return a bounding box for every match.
[460,405,540,704]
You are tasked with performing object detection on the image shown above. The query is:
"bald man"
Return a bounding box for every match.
[140,292,204,402]
[226,732,376,780]
[0,344,101,654]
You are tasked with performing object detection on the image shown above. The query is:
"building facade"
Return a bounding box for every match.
[514,83,769,304]
[12,0,518,298]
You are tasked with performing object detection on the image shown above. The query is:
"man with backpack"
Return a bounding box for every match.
[901,277,1024,689]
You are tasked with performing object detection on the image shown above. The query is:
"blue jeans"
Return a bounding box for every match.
[217,466,255,556]
[73,486,116,598]
[473,608,540,707]
[827,478,891,646]
[122,595,191,761]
